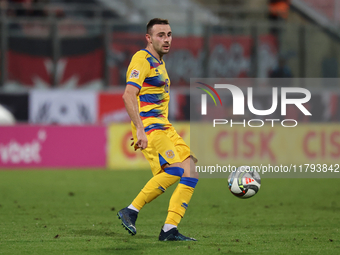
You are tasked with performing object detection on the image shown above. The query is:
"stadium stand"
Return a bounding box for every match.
[99,0,220,29]
[192,0,268,21]
[290,0,340,39]
[299,0,340,25]
[4,0,120,19]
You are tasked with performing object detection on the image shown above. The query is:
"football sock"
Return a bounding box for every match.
[163,224,177,232]
[165,177,198,226]
[131,167,184,210]
[127,204,139,213]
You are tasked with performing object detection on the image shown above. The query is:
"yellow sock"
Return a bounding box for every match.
[131,167,184,210]
[165,177,198,226]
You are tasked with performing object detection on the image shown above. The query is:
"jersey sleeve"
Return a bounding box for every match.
[126,56,150,90]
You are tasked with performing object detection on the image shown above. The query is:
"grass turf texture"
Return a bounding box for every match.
[0,170,339,255]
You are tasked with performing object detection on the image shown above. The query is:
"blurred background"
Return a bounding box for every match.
[0,0,339,169]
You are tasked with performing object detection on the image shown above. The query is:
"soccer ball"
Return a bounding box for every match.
[228,166,261,199]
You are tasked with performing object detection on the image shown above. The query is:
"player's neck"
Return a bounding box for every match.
[145,46,163,62]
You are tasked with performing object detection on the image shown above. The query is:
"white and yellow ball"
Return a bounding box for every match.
[228,166,261,199]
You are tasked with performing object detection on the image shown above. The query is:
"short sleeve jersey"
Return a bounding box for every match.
[126,49,171,134]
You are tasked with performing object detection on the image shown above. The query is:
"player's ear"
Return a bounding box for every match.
[146,34,152,44]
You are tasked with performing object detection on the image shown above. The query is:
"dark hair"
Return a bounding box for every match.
[146,18,169,34]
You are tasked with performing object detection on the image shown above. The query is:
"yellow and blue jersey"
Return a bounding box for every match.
[126,49,171,135]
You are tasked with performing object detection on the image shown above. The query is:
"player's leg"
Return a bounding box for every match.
[164,157,198,229]
[130,130,185,210]
[129,164,183,211]
[159,128,199,241]
[159,157,198,241]
[118,130,182,235]
[117,167,182,235]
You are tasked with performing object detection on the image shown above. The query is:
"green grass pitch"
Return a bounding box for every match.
[0,169,339,254]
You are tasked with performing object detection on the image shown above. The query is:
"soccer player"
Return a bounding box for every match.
[117,18,199,241]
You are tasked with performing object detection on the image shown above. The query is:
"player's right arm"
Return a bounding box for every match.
[122,85,148,150]
[123,53,150,150]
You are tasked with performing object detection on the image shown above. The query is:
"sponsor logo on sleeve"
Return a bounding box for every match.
[130,69,140,79]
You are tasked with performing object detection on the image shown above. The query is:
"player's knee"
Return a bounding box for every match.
[192,162,199,179]
[182,169,199,179]
[182,158,199,179]
[191,170,199,179]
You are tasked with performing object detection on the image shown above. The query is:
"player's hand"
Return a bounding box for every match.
[135,128,148,150]
[130,137,144,151]
[130,137,140,151]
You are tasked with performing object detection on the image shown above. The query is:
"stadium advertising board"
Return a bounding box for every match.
[193,124,340,166]
[29,90,98,124]
[0,126,106,168]
[108,122,339,171]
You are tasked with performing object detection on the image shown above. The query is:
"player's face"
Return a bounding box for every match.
[149,24,172,56]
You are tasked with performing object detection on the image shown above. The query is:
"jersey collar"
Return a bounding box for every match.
[142,49,163,65]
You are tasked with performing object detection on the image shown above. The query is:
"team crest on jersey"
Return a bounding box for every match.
[165,150,175,159]
[130,69,140,79]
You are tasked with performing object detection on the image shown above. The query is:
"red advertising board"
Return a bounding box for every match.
[98,92,129,124]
